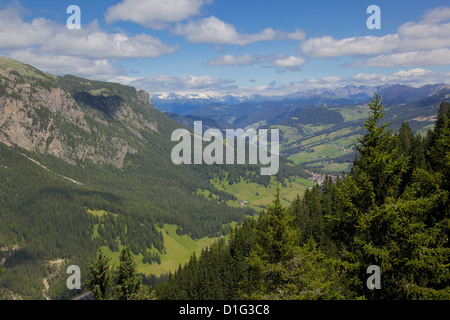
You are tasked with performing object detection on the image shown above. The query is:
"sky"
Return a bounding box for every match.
[0,0,450,97]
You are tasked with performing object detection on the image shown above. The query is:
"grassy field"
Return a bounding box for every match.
[285,126,360,173]
[265,105,370,174]
[334,105,370,122]
[101,224,218,276]
[94,172,313,278]
[208,175,312,209]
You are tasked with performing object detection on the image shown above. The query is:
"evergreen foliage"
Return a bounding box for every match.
[154,96,450,300]
[115,246,143,300]
[85,248,112,300]
[86,246,155,300]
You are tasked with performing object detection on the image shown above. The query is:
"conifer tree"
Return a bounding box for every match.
[255,184,298,264]
[330,94,450,299]
[115,246,143,300]
[244,185,347,299]
[351,90,408,207]
[86,248,113,300]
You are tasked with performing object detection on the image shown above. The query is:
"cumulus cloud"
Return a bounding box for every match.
[208,54,255,67]
[41,22,179,59]
[421,6,450,24]
[208,53,305,71]
[116,68,450,98]
[351,68,450,87]
[0,7,56,49]
[0,8,178,60]
[0,7,178,79]
[0,9,178,60]
[301,34,399,58]
[105,0,210,29]
[10,49,123,80]
[347,48,450,68]
[117,74,238,95]
[173,16,305,45]
[300,6,450,68]
[272,55,306,69]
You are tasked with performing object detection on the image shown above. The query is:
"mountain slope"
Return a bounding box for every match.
[0,56,268,299]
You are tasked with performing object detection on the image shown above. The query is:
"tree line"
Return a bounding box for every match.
[21,93,449,300]
[152,95,450,300]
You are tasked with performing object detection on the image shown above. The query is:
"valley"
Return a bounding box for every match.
[0,55,449,300]
[0,56,305,299]
[163,85,449,174]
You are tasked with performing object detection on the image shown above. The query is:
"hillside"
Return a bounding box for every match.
[161,84,450,174]
[0,56,309,299]
[155,98,450,301]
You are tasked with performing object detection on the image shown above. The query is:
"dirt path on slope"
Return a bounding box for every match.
[42,259,64,300]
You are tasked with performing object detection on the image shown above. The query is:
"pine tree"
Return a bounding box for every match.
[244,185,347,299]
[85,248,113,300]
[254,184,298,264]
[115,246,143,300]
[329,94,450,299]
[427,102,450,193]
[351,90,408,207]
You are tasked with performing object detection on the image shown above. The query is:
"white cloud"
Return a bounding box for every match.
[118,68,450,98]
[272,55,305,68]
[285,29,307,41]
[300,34,399,58]
[208,53,305,71]
[208,54,255,67]
[421,6,450,24]
[347,48,450,68]
[42,22,179,59]
[9,49,123,80]
[121,74,238,95]
[0,9,178,60]
[173,16,305,45]
[0,7,178,79]
[300,6,450,68]
[351,68,450,87]
[105,0,210,29]
[0,8,56,49]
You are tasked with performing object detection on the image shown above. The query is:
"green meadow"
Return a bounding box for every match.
[208,175,313,209]
[101,224,217,276]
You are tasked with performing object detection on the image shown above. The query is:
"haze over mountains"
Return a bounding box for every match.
[152,83,448,115]
[159,82,450,175]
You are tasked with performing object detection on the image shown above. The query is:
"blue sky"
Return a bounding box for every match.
[0,0,449,97]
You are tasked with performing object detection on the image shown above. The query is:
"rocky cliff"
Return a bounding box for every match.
[0,56,159,168]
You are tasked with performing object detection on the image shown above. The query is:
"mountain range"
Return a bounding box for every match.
[151,83,447,115]
[0,54,448,300]
[158,81,450,175]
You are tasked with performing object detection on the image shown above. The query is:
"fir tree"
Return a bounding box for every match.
[244,185,347,299]
[85,248,113,300]
[351,90,408,207]
[329,94,450,299]
[115,246,143,300]
[254,184,298,264]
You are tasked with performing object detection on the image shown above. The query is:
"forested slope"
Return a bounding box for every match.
[155,97,450,300]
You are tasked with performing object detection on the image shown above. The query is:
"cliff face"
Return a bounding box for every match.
[0,56,158,168]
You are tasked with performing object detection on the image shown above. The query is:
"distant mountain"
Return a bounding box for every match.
[150,92,275,114]
[153,84,448,126]
[164,112,229,131]
[380,84,444,99]
[271,85,450,174]
[156,81,450,176]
